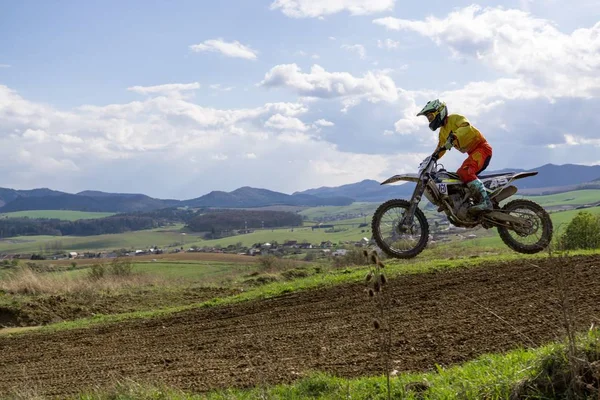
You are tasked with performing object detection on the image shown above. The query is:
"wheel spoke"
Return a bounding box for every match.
[506,208,543,246]
[497,199,553,254]
[377,206,424,253]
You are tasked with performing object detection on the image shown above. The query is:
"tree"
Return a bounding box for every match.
[560,211,600,250]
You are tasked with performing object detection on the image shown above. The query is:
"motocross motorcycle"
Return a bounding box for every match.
[371,134,553,259]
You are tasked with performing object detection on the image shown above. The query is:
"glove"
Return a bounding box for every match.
[444,132,457,150]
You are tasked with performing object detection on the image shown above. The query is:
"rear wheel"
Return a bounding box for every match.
[497,199,553,254]
[371,199,429,259]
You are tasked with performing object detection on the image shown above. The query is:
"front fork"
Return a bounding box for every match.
[398,178,427,233]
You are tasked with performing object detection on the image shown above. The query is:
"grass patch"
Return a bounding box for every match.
[0,259,146,296]
[0,210,116,221]
[0,227,190,253]
[519,190,600,208]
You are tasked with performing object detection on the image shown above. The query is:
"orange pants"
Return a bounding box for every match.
[457,141,493,183]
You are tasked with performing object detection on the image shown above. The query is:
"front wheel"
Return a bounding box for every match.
[497,199,553,254]
[371,199,429,259]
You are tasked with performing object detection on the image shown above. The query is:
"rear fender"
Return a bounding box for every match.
[490,185,517,203]
[485,171,538,197]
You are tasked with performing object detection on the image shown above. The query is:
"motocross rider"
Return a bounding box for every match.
[417,99,493,212]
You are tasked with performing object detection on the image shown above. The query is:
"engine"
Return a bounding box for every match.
[448,188,475,221]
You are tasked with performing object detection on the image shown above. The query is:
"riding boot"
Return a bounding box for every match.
[467,179,493,213]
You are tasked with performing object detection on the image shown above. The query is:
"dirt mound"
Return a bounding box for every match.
[1,287,238,327]
[0,307,19,328]
[1,255,599,398]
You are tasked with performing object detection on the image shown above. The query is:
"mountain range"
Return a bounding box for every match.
[0,163,598,213]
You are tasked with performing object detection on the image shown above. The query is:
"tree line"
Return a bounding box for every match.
[0,215,167,237]
[186,209,303,233]
[0,208,303,238]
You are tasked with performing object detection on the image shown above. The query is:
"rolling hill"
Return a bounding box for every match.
[0,163,598,212]
[0,187,353,213]
[182,187,353,208]
[295,163,600,201]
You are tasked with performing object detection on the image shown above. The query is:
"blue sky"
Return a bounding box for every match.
[1,0,599,199]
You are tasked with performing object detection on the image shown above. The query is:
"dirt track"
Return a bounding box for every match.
[1,255,599,398]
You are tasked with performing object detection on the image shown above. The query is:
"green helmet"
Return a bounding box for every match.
[416,99,447,131]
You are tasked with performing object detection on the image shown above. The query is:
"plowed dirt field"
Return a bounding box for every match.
[1,255,599,398]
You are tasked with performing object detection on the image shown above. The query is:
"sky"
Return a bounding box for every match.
[1,0,599,200]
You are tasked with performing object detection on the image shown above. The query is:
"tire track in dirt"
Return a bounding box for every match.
[0,255,599,398]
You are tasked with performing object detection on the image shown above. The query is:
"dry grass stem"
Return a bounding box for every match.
[0,266,162,296]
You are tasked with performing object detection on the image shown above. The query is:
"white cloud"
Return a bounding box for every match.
[341,44,366,59]
[341,97,361,113]
[557,134,600,147]
[271,0,395,18]
[127,82,201,98]
[277,131,313,143]
[309,152,424,180]
[390,78,544,135]
[314,119,334,127]
[209,84,234,92]
[377,38,400,49]
[57,134,84,144]
[264,102,309,116]
[260,64,398,110]
[265,114,309,131]
[373,6,600,96]
[0,83,435,197]
[0,64,10,68]
[22,129,48,142]
[189,39,258,60]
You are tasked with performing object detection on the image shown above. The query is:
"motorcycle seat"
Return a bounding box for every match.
[439,171,518,182]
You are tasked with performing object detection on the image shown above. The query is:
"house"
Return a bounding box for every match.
[248,248,262,256]
[101,252,118,258]
[332,249,348,257]
[68,252,78,259]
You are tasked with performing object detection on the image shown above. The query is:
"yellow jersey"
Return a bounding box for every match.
[437,114,487,158]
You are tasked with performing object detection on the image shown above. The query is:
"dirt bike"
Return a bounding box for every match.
[371,135,553,259]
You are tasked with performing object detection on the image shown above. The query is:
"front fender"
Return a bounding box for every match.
[381,174,420,185]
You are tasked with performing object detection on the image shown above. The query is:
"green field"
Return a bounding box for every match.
[519,189,600,207]
[0,210,116,220]
[55,260,257,284]
[190,224,371,248]
[0,225,194,253]
[298,202,379,220]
